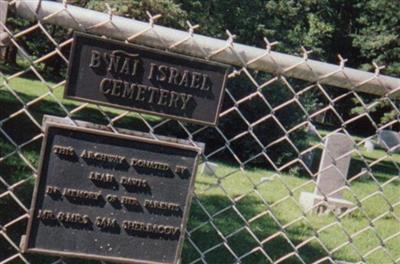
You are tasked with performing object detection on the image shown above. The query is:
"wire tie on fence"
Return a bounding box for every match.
[338,54,348,70]
[105,3,115,20]
[187,21,199,37]
[373,61,385,77]
[169,20,199,49]
[263,37,278,54]
[206,30,237,59]
[86,3,116,30]
[62,0,68,9]
[146,11,162,28]
[301,46,313,61]
[226,29,236,47]
[127,11,161,42]
[245,37,278,66]
[280,47,312,73]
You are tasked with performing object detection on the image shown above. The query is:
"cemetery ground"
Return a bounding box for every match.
[1,73,399,264]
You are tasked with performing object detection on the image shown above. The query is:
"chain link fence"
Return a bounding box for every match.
[1,1,400,264]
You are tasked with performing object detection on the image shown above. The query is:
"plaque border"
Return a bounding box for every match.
[22,122,202,264]
[64,32,229,126]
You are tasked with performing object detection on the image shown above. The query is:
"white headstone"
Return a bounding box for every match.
[201,162,218,176]
[260,175,276,183]
[364,139,374,152]
[302,152,314,169]
[316,133,353,199]
[299,192,354,215]
[301,151,320,174]
[300,133,354,215]
[378,130,400,152]
[306,123,318,136]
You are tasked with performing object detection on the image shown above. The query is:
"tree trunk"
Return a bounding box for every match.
[0,47,7,61]
[6,45,17,65]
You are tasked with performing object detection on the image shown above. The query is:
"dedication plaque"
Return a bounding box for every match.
[22,122,201,264]
[65,32,229,126]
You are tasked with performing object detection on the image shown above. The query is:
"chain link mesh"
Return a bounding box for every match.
[0,1,399,264]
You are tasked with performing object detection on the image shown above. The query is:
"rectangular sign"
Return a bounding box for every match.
[22,122,201,264]
[65,32,229,126]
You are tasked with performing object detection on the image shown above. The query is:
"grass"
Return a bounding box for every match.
[1,72,399,263]
[186,160,400,264]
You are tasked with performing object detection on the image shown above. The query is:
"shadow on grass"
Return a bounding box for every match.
[0,87,155,145]
[0,60,67,84]
[182,194,329,264]
[349,155,400,185]
[294,143,398,184]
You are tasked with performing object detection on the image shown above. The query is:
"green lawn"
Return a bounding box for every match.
[188,160,400,264]
[1,73,399,263]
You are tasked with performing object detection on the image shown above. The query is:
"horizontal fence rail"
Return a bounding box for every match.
[15,0,400,98]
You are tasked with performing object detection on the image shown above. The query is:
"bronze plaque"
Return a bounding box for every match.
[65,32,229,126]
[23,122,201,264]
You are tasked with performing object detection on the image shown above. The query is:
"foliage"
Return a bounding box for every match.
[177,0,399,131]
[352,0,400,76]
[349,0,400,126]
[86,0,187,28]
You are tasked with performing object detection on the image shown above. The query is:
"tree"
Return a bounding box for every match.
[175,0,325,166]
[350,0,400,129]
[87,0,187,29]
[353,0,400,76]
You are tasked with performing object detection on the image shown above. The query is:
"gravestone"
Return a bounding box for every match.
[302,151,315,169]
[301,149,321,174]
[300,133,354,215]
[260,175,276,183]
[201,161,218,176]
[378,130,400,152]
[364,139,374,152]
[316,133,353,199]
[306,123,318,136]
